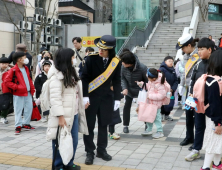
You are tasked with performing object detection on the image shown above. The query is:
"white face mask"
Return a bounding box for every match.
[72,58,77,66]
[23,58,29,65]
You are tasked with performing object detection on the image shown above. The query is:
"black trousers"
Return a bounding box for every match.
[109,125,115,135]
[193,111,206,150]
[161,106,171,116]
[123,95,133,126]
[83,109,108,154]
[185,109,195,141]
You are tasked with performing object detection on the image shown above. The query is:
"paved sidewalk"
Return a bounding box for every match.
[0,101,205,170]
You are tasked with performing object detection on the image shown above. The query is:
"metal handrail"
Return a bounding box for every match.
[117,7,160,56]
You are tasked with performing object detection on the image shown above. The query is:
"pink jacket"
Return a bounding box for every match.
[146,73,167,108]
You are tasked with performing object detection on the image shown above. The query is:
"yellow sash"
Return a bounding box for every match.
[185,54,199,76]
[88,57,120,93]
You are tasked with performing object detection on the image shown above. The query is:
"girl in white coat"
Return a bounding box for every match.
[47,48,88,170]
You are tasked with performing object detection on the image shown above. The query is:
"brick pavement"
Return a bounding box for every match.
[0,101,206,170]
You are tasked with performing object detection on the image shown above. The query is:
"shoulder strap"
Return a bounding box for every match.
[76,50,83,61]
[142,82,147,91]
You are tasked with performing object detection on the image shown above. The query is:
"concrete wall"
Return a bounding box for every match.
[66,23,111,48]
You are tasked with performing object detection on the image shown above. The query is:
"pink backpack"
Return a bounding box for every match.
[193,74,222,113]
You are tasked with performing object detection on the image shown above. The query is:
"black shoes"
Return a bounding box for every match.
[96,151,112,161]
[180,138,194,146]
[123,127,129,133]
[85,153,94,165]
[188,144,194,151]
[64,165,81,170]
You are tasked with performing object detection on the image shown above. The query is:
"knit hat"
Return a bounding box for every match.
[0,56,10,63]
[164,56,174,62]
[40,46,47,53]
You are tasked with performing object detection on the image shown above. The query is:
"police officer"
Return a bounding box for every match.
[81,35,121,165]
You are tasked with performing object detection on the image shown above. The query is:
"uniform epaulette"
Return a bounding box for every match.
[88,52,99,56]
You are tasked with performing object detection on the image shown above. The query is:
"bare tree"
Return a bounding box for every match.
[195,0,215,22]
[1,0,58,72]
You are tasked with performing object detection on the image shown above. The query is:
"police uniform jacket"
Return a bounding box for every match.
[81,53,121,126]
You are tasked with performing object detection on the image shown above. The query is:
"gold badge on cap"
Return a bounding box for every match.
[178,42,182,47]
[101,40,106,44]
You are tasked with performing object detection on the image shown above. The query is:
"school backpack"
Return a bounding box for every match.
[162,81,171,105]
[40,79,51,112]
[193,74,222,113]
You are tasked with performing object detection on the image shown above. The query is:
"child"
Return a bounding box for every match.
[78,47,95,77]
[0,56,11,124]
[5,52,35,135]
[35,51,53,78]
[200,50,222,170]
[34,59,52,122]
[47,48,88,170]
[185,38,215,161]
[140,68,167,139]
[159,56,178,121]
[176,34,200,147]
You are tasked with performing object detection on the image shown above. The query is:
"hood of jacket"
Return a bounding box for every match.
[47,65,64,80]
[160,62,175,73]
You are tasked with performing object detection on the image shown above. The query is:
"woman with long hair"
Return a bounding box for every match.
[46,48,88,170]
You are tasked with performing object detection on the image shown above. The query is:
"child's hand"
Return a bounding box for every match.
[215,126,222,135]
[135,81,143,88]
[136,107,139,114]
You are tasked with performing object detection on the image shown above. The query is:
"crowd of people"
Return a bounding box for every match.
[0,32,222,170]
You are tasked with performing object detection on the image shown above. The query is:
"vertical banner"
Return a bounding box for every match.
[81,36,101,47]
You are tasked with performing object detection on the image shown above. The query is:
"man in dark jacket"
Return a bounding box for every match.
[159,56,178,121]
[82,35,121,165]
[120,50,148,133]
[185,38,214,162]
[8,44,32,78]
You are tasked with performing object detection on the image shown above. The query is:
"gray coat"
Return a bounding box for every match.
[121,55,148,98]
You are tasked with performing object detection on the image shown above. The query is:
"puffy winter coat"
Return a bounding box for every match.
[146,73,167,109]
[159,62,178,92]
[121,55,148,98]
[0,67,10,94]
[4,64,35,96]
[46,65,88,140]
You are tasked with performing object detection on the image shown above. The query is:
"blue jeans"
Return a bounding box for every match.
[13,92,33,127]
[146,109,163,132]
[52,114,79,168]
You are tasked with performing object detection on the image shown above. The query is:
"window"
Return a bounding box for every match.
[208,3,222,21]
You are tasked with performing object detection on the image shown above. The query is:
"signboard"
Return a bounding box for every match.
[81,36,101,47]
[8,0,25,5]
[208,4,219,13]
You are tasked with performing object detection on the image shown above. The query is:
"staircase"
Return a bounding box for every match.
[196,21,222,46]
[135,22,189,69]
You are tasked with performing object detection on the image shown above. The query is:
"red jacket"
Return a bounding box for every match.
[5,64,35,96]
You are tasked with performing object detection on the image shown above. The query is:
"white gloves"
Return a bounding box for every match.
[35,98,41,105]
[83,97,90,105]
[114,100,120,111]
[178,85,183,96]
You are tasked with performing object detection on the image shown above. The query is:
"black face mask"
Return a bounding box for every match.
[44,57,49,60]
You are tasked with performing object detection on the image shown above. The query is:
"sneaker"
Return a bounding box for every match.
[109,133,120,140]
[165,115,173,121]
[161,114,165,122]
[1,118,8,124]
[200,168,210,170]
[212,161,222,170]
[133,98,137,103]
[64,164,81,170]
[152,132,164,139]
[41,116,47,123]
[22,124,35,131]
[141,130,152,136]
[15,126,21,135]
[185,149,201,161]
